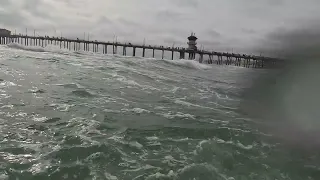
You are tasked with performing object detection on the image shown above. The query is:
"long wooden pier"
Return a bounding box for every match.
[0,34,284,68]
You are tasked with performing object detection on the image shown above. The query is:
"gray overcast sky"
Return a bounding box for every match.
[0,0,319,54]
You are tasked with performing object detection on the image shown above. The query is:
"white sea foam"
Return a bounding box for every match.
[50,103,75,112]
[0,81,17,87]
[121,108,151,114]
[0,174,8,180]
[104,172,118,180]
[158,111,195,119]
[145,170,176,180]
[162,59,212,70]
[214,137,254,150]
[32,116,48,122]
[54,83,83,89]
[146,136,159,141]
[174,99,221,111]
[7,43,45,52]
[108,135,143,150]
[1,104,13,109]
[129,141,144,149]
[169,86,180,93]
[176,163,232,180]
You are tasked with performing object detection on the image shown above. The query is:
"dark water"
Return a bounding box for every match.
[0,44,319,180]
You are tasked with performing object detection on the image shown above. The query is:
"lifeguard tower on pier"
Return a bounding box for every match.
[187,32,197,59]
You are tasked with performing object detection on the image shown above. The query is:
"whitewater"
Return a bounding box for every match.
[0,43,319,180]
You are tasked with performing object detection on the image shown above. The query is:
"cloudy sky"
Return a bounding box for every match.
[0,0,319,55]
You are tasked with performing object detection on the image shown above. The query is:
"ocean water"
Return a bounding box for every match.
[0,43,319,180]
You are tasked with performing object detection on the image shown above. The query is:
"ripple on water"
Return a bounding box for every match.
[45,143,126,177]
[50,103,74,112]
[175,163,231,180]
[71,89,95,98]
[55,83,82,89]
[43,117,61,124]
[158,111,195,120]
[121,108,151,114]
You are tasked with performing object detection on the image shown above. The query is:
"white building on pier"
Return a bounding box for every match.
[0,29,11,36]
[187,32,198,51]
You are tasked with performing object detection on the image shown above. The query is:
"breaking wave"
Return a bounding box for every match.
[7,43,45,52]
[161,59,212,70]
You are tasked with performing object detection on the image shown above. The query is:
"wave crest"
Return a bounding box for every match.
[7,43,45,52]
[161,59,212,70]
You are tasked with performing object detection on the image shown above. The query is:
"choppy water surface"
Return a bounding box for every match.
[0,44,319,180]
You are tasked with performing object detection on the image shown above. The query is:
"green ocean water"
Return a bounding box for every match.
[0,44,319,180]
